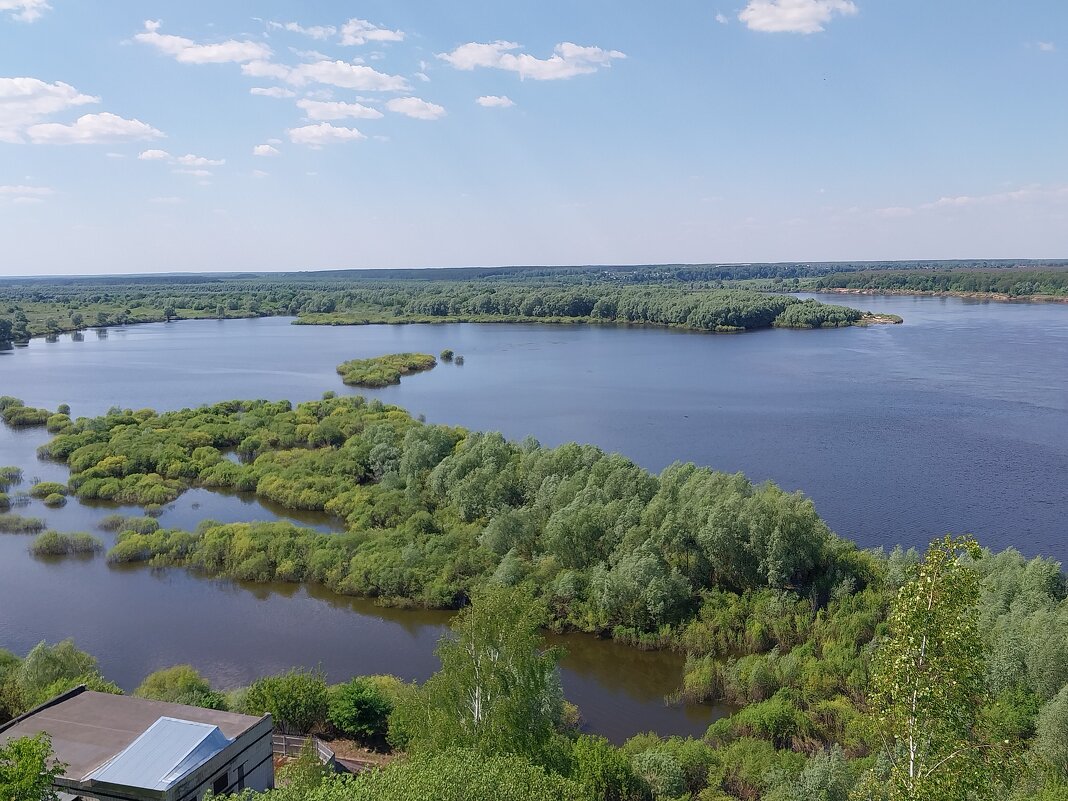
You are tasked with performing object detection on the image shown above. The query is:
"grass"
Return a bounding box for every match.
[29,530,104,557]
[0,514,47,533]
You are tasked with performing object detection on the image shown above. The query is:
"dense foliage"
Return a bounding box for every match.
[335,353,437,388]
[0,734,65,801]
[811,269,1068,297]
[36,396,862,630]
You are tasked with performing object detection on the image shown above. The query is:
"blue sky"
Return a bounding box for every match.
[1,0,1065,274]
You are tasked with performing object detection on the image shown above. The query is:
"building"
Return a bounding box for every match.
[0,686,274,801]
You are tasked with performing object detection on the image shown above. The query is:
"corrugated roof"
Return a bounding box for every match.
[88,717,231,791]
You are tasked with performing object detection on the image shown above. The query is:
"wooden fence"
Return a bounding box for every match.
[271,734,336,770]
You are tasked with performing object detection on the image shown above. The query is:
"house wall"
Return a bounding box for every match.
[60,717,275,801]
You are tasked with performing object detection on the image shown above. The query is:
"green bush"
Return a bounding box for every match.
[134,665,227,710]
[328,678,392,740]
[244,669,328,735]
[29,482,67,499]
[0,515,46,534]
[336,353,437,388]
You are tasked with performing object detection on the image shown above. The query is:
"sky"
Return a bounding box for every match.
[0,0,1066,275]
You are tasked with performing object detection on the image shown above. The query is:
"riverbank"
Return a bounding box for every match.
[815,287,1068,304]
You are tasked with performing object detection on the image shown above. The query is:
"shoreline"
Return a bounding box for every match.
[812,287,1068,304]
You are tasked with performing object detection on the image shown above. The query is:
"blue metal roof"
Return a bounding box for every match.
[88,717,231,791]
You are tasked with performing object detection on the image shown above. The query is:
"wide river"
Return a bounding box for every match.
[1,293,1066,741]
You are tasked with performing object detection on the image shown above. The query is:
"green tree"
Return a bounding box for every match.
[569,735,645,801]
[244,668,328,734]
[390,586,564,765]
[0,734,65,801]
[866,535,993,800]
[1034,687,1068,779]
[162,305,176,322]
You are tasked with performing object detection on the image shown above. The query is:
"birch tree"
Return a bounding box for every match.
[390,585,564,764]
[865,535,993,800]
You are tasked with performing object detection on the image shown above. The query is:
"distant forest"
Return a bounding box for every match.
[2,259,1063,343]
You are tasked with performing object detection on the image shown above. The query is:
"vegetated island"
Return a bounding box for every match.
[3,396,1068,799]
[336,353,437,388]
[0,269,915,345]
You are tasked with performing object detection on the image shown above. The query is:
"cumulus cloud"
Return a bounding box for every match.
[438,41,625,80]
[476,95,515,108]
[175,153,224,166]
[297,98,383,120]
[715,12,730,24]
[138,148,171,160]
[0,0,49,22]
[739,0,857,33]
[251,169,269,178]
[386,96,446,120]
[288,122,366,145]
[26,112,164,144]
[267,21,337,40]
[340,18,404,46]
[149,196,183,204]
[173,168,212,177]
[1038,41,1055,52]
[242,59,409,91]
[12,195,44,204]
[0,77,99,142]
[250,86,296,98]
[253,144,280,156]
[135,20,272,64]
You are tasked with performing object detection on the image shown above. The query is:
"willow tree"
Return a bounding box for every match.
[865,535,995,800]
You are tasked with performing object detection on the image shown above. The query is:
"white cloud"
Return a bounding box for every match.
[0,78,99,142]
[268,21,337,40]
[438,41,625,80]
[251,169,269,178]
[0,0,50,22]
[0,184,53,196]
[339,18,404,46]
[250,86,296,98]
[242,59,409,91]
[476,95,515,108]
[175,153,224,167]
[253,144,280,156]
[922,185,1068,210]
[138,148,171,160]
[173,168,212,177]
[267,137,282,144]
[1038,41,1055,52]
[105,151,126,159]
[715,12,730,24]
[12,195,44,204]
[149,196,183,204]
[387,96,446,120]
[739,0,857,34]
[135,20,272,64]
[297,98,383,120]
[26,112,164,144]
[288,122,366,145]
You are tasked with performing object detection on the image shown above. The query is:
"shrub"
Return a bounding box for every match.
[244,668,329,734]
[328,678,392,740]
[29,482,67,499]
[42,493,66,508]
[134,665,227,710]
[29,531,103,557]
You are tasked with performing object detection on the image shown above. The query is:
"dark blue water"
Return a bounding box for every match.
[3,293,1064,558]
[1,293,1065,742]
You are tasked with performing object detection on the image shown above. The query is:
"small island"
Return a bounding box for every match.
[336,353,437,388]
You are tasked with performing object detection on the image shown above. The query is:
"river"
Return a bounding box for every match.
[1,292,1066,741]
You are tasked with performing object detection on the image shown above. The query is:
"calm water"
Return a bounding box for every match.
[1,294,1066,740]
